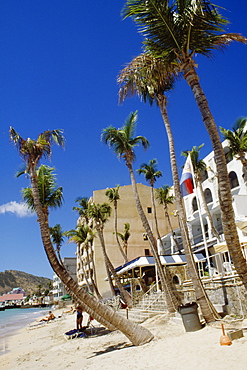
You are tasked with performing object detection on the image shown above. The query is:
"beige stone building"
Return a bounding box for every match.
[77,183,179,298]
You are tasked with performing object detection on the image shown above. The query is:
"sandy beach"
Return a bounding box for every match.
[1,307,247,370]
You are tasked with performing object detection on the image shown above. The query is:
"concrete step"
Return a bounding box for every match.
[118,308,162,323]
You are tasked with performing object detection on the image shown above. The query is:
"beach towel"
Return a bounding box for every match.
[64,329,79,339]
[64,328,88,340]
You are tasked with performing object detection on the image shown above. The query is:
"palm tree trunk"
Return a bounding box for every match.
[164,206,181,253]
[95,224,133,308]
[157,93,219,322]
[29,165,153,346]
[78,244,94,295]
[56,247,64,266]
[196,177,220,241]
[183,60,247,289]
[127,161,178,313]
[114,202,128,263]
[85,244,103,299]
[89,240,99,287]
[151,185,162,244]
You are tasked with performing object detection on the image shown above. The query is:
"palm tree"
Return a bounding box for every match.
[21,164,64,222]
[73,196,100,291]
[220,118,247,183]
[101,112,178,313]
[36,284,43,297]
[122,0,247,291]
[49,224,65,266]
[65,224,100,297]
[105,185,128,263]
[137,158,163,245]
[182,145,220,241]
[155,185,181,253]
[118,55,218,321]
[73,197,91,224]
[116,222,131,257]
[10,127,153,346]
[87,202,133,307]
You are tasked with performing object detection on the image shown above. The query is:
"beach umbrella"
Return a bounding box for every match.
[61,294,71,301]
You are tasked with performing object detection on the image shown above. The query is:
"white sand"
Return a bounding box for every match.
[1,308,247,370]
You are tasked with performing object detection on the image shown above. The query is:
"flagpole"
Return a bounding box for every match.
[188,153,211,277]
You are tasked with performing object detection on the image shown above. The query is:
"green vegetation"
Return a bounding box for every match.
[0,270,52,296]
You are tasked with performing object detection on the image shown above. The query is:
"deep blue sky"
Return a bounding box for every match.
[1,1,246,279]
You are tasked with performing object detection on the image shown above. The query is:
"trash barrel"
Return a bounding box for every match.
[178,302,202,332]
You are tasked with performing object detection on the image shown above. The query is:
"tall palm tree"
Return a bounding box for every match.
[122,0,247,291]
[73,196,100,294]
[10,127,153,346]
[49,224,65,266]
[64,224,100,297]
[220,118,247,183]
[21,164,64,222]
[155,185,181,253]
[182,145,220,241]
[87,202,133,307]
[118,55,218,321]
[105,185,128,263]
[116,222,131,257]
[101,112,178,313]
[73,197,91,224]
[137,158,163,245]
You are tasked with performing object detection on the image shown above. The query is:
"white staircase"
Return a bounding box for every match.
[118,289,169,323]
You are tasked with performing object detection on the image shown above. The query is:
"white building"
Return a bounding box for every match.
[160,140,247,276]
[52,257,77,301]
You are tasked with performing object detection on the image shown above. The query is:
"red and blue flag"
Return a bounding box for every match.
[180,156,194,197]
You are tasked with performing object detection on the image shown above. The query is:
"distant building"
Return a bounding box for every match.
[0,293,25,306]
[8,287,25,295]
[52,257,77,301]
[76,183,179,298]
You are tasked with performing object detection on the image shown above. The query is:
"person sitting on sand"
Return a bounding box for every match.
[39,311,55,322]
[63,306,75,314]
[75,306,83,330]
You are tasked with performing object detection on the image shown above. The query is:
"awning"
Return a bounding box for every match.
[212,243,228,253]
[236,220,247,231]
[115,253,205,276]
[61,294,71,301]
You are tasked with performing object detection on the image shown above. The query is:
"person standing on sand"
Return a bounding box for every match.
[76,306,83,330]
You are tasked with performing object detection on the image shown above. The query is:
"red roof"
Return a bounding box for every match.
[0,293,25,302]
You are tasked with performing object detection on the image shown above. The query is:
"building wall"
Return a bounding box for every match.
[92,183,179,297]
[162,140,247,254]
[53,257,77,301]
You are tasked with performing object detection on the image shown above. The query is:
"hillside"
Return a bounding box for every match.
[0,270,52,296]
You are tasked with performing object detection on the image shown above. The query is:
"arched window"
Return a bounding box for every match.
[200,168,208,182]
[204,188,213,204]
[229,171,239,189]
[224,146,233,164]
[172,275,180,285]
[192,197,198,212]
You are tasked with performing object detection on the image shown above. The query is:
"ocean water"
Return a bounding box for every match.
[0,307,50,355]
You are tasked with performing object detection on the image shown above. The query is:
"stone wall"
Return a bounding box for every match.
[130,265,247,317]
[182,275,247,317]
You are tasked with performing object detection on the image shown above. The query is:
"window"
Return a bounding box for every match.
[224,147,233,163]
[204,188,213,204]
[147,207,152,213]
[172,275,180,285]
[229,171,239,189]
[200,168,208,181]
[144,249,150,256]
[192,197,198,212]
